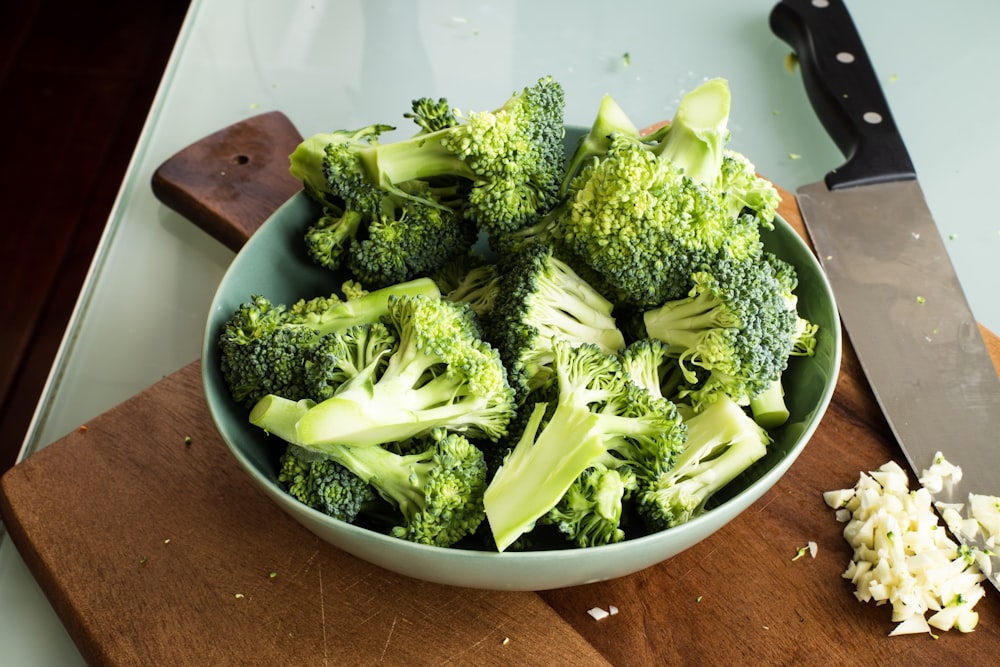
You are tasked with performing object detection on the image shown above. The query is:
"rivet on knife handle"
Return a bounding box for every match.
[769,0,915,189]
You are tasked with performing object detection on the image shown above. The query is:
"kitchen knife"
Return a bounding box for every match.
[770,0,1000,587]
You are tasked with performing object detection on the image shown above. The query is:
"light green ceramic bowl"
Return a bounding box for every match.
[202,131,842,591]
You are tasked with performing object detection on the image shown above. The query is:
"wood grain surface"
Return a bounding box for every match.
[2,112,998,665]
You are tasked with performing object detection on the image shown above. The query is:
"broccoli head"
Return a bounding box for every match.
[249,294,516,448]
[488,242,627,404]
[218,277,439,407]
[637,394,771,530]
[292,76,566,262]
[641,253,799,411]
[483,340,685,551]
[320,428,488,547]
[542,463,638,548]
[277,444,377,523]
[292,125,478,288]
[557,78,779,307]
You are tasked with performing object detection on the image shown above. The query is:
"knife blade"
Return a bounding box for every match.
[770,0,1000,588]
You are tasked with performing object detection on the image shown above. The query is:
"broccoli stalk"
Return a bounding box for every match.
[249,294,515,448]
[637,394,771,530]
[483,341,685,551]
[651,77,731,186]
[218,277,439,406]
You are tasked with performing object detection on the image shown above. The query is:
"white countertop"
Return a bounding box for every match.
[2,1,998,662]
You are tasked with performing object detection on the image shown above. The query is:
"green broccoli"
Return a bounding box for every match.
[403,96,460,133]
[746,253,820,428]
[637,394,771,530]
[218,277,439,407]
[280,428,486,547]
[542,463,639,548]
[248,294,515,448]
[483,340,685,552]
[291,122,472,287]
[488,242,627,405]
[557,78,780,307]
[560,94,643,195]
[278,444,378,523]
[291,77,565,272]
[303,320,398,401]
[430,250,501,320]
[641,254,798,411]
[619,336,688,404]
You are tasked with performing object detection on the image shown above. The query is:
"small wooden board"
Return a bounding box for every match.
[2,112,998,664]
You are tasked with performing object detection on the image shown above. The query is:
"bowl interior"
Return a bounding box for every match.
[201,128,842,590]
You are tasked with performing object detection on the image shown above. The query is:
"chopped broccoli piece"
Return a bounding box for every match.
[291,76,566,264]
[488,242,627,404]
[542,463,638,548]
[637,394,771,530]
[483,340,685,551]
[561,94,641,195]
[218,277,439,407]
[249,294,515,447]
[327,428,488,547]
[557,78,780,307]
[619,336,688,403]
[278,444,377,523]
[430,250,501,320]
[279,428,486,547]
[303,320,398,401]
[746,253,820,427]
[403,96,459,133]
[641,254,798,411]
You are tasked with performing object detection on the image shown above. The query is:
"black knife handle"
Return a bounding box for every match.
[769,0,915,189]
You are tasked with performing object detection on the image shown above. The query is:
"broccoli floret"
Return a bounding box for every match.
[218,277,439,406]
[637,394,771,530]
[746,253,820,428]
[249,294,515,448]
[303,320,399,401]
[619,337,689,404]
[293,77,565,254]
[277,444,377,523]
[641,254,798,411]
[324,428,488,547]
[430,250,501,320]
[542,463,638,548]
[488,242,627,404]
[561,94,642,195]
[557,78,780,307]
[290,118,477,288]
[280,428,486,547]
[403,96,459,133]
[483,340,685,551]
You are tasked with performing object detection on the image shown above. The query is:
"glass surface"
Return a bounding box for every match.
[2,1,999,663]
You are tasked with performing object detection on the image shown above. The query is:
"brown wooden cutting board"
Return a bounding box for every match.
[2,112,998,665]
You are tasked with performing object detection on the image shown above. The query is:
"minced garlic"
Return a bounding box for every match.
[824,459,986,636]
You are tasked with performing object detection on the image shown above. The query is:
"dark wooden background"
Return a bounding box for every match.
[0,0,191,473]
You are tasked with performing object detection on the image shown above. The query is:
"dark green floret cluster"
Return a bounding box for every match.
[219,76,820,551]
[289,76,566,288]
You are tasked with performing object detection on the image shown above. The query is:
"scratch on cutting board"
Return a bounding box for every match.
[379,615,399,663]
[318,561,329,666]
